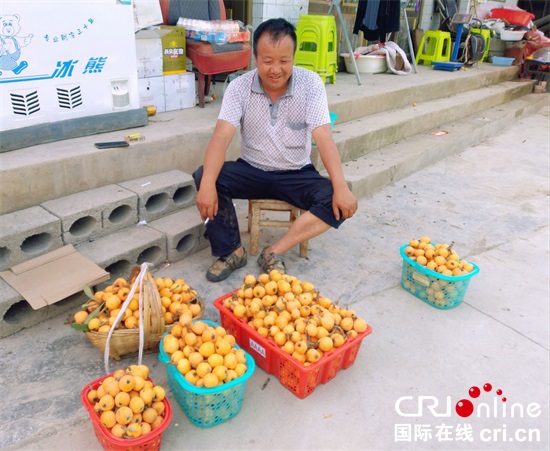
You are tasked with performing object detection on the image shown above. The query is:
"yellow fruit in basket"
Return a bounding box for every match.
[318,336,334,352]
[152,386,165,402]
[199,341,215,358]
[243,274,256,286]
[212,365,228,382]
[190,321,207,335]
[105,379,121,398]
[131,413,143,424]
[98,394,115,412]
[427,261,438,271]
[409,239,420,248]
[202,327,217,343]
[110,423,125,438]
[463,261,474,273]
[152,401,165,416]
[416,255,428,266]
[353,317,368,333]
[115,391,130,408]
[223,352,237,369]
[139,387,155,405]
[123,316,138,329]
[105,294,122,311]
[215,338,232,356]
[151,415,164,430]
[420,236,431,244]
[264,280,277,295]
[118,375,135,393]
[178,312,192,327]
[124,422,142,438]
[185,370,200,385]
[201,372,218,388]
[74,310,88,324]
[142,407,158,424]
[86,317,100,331]
[332,333,345,348]
[87,389,99,404]
[188,351,204,368]
[306,348,321,363]
[196,361,212,378]
[177,358,191,375]
[208,353,224,369]
[129,396,145,414]
[118,287,130,301]
[100,410,116,429]
[162,334,179,355]
[292,351,307,364]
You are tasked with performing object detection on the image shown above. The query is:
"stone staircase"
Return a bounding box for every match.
[0,63,546,338]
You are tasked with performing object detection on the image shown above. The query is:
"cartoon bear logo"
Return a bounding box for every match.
[0,14,34,76]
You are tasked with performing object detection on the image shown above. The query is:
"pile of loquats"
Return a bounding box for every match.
[71,276,203,332]
[85,364,168,440]
[222,271,369,366]
[162,316,248,388]
[403,236,475,277]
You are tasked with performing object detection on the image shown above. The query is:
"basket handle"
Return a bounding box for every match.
[104,262,150,373]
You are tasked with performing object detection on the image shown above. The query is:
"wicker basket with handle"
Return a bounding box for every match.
[84,264,165,361]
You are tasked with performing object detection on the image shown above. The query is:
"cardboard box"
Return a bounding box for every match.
[136,30,164,78]
[0,245,109,310]
[136,27,187,78]
[133,0,164,32]
[164,73,196,111]
[159,25,187,75]
[138,77,166,113]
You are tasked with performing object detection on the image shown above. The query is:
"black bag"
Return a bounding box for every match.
[460,32,486,66]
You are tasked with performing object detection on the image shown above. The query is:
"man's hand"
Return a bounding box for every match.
[196,184,218,222]
[332,184,358,220]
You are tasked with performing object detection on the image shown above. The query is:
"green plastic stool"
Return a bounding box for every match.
[295,15,337,83]
[415,30,452,66]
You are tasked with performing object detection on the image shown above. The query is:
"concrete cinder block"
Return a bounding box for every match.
[41,185,138,245]
[76,225,167,283]
[0,206,63,271]
[118,170,196,223]
[0,276,88,338]
[148,207,210,263]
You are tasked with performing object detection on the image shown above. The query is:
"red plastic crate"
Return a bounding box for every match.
[213,292,372,399]
[490,8,535,27]
[81,373,172,451]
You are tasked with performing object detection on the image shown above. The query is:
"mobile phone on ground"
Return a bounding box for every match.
[94,141,129,149]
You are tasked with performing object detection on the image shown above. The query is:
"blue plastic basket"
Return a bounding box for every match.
[399,244,480,309]
[158,319,255,428]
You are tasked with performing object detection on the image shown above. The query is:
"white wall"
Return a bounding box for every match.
[252,0,309,31]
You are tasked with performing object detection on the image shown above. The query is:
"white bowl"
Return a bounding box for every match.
[499,30,526,41]
[341,53,388,74]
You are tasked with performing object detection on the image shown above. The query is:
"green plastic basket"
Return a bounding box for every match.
[158,319,255,428]
[399,244,480,309]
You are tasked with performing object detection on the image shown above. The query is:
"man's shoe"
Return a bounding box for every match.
[206,248,247,282]
[257,246,286,274]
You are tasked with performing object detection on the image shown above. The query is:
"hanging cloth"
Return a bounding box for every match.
[353,0,401,43]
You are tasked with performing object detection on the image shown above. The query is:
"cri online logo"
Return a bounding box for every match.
[396,382,542,418]
[456,383,504,417]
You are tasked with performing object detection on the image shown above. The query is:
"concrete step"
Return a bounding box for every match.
[313,79,537,168]
[336,93,549,199]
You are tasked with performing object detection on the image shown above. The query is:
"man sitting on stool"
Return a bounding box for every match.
[193,18,357,282]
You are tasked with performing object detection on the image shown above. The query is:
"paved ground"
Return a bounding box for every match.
[1,104,549,449]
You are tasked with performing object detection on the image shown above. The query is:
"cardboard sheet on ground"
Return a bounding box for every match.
[0,245,109,310]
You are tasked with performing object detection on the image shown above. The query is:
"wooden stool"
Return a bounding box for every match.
[248,199,308,258]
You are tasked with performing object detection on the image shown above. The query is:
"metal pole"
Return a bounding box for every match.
[329,0,361,85]
[402,4,418,73]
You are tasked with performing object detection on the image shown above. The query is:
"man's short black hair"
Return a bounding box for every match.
[253,18,297,56]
